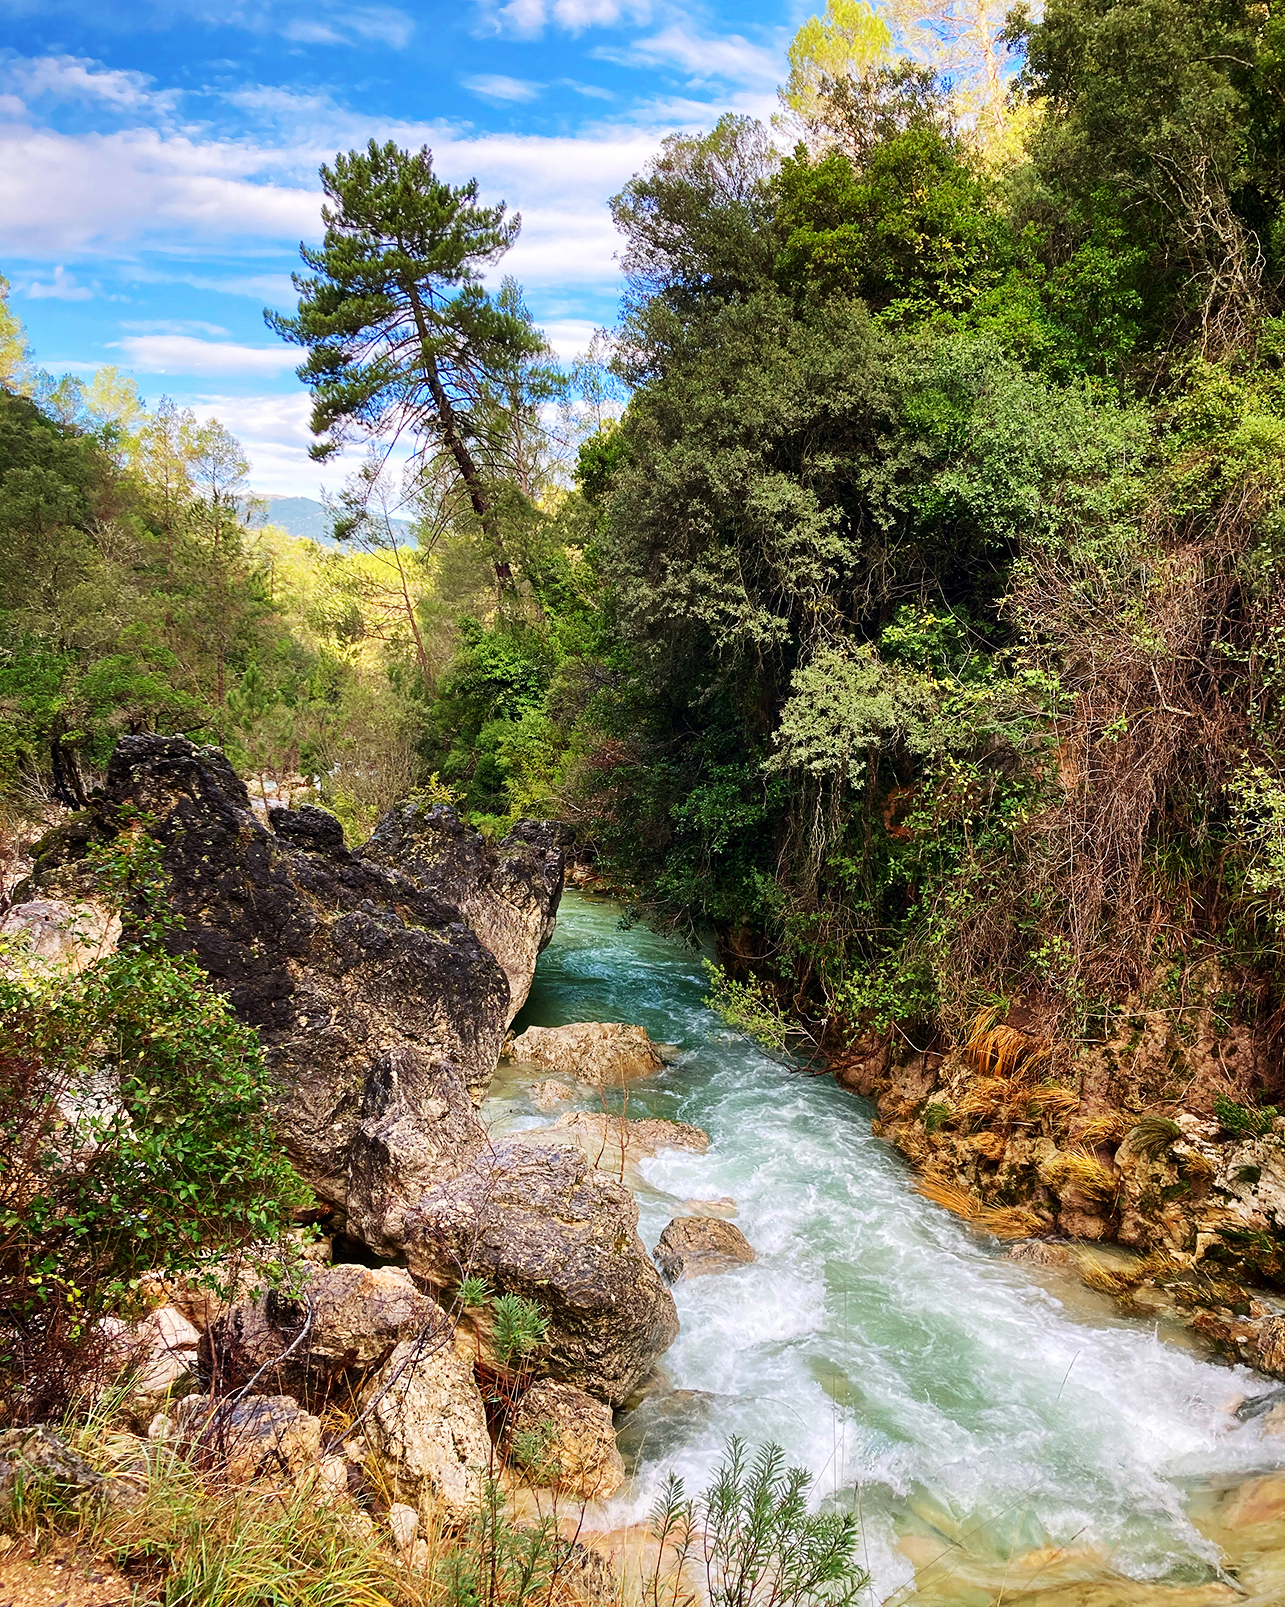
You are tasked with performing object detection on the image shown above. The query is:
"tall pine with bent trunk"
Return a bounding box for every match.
[267,140,544,585]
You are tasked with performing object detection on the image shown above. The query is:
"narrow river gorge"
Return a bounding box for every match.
[487,893,1285,1607]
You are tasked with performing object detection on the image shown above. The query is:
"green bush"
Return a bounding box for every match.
[1213,1093,1278,1139]
[0,828,304,1421]
[647,1437,868,1607]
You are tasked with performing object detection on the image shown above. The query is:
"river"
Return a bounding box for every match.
[487,892,1285,1605]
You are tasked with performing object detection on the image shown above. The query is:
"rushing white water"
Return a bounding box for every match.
[487,893,1285,1603]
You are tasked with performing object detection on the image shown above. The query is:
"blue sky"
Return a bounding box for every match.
[0,0,806,494]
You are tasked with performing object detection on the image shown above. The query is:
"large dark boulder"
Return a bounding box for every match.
[23,736,563,1243]
[362,803,563,1025]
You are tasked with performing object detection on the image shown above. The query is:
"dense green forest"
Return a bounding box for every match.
[4,0,1285,1054]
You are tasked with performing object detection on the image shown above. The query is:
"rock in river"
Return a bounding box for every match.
[404,1142,680,1406]
[653,1216,756,1282]
[21,735,564,1239]
[507,1021,665,1086]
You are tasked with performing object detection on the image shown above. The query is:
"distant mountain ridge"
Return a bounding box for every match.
[244,494,415,547]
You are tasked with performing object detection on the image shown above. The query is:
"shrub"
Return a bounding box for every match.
[0,827,304,1421]
[1213,1093,1277,1139]
[646,1437,868,1607]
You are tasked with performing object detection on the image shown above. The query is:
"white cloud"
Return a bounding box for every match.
[598,24,782,87]
[189,390,398,497]
[22,264,93,300]
[473,0,651,38]
[462,74,545,104]
[122,318,230,335]
[0,54,179,117]
[539,317,601,360]
[280,5,414,48]
[0,94,664,291]
[0,125,321,254]
[111,334,301,376]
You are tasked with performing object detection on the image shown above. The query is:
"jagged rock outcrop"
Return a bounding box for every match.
[404,1142,679,1406]
[653,1217,755,1282]
[362,803,563,1026]
[508,1022,666,1085]
[22,736,563,1238]
[204,1263,448,1404]
[506,1377,625,1500]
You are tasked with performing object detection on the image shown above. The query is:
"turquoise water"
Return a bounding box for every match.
[492,893,1285,1602]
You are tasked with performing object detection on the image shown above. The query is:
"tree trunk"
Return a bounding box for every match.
[406,285,509,596]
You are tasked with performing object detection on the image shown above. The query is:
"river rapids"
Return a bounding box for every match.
[485,892,1285,1605]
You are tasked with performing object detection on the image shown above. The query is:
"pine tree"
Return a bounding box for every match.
[268,141,546,587]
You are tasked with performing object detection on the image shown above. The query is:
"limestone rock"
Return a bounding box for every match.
[21,736,562,1231]
[345,1049,488,1251]
[404,1142,680,1406]
[1007,1241,1073,1267]
[362,805,563,1026]
[507,1377,625,1500]
[176,1393,322,1484]
[361,1337,491,1527]
[681,1196,738,1218]
[1258,1315,1285,1378]
[653,1217,755,1283]
[512,1113,709,1180]
[0,1427,109,1517]
[531,1079,575,1111]
[0,898,119,974]
[105,1305,200,1417]
[508,1022,664,1086]
[205,1262,447,1403]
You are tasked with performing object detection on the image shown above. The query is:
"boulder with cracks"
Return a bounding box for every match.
[404,1142,679,1406]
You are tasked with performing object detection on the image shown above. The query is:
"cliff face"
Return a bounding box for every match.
[25,736,564,1231]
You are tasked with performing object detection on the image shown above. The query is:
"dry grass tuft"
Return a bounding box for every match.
[1075,1255,1135,1297]
[1025,1083,1081,1121]
[1178,1147,1217,1181]
[1133,1249,1184,1281]
[915,1175,981,1219]
[962,1010,1050,1082]
[972,1206,1044,1240]
[1072,1112,1129,1146]
[1041,1147,1117,1202]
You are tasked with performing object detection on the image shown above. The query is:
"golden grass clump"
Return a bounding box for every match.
[1041,1147,1117,1202]
[962,1008,1050,1082]
[1024,1084,1081,1121]
[1133,1249,1183,1281]
[1072,1112,1129,1146]
[1074,1255,1135,1297]
[972,1206,1044,1240]
[956,1079,1009,1121]
[1177,1147,1217,1181]
[915,1175,981,1219]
